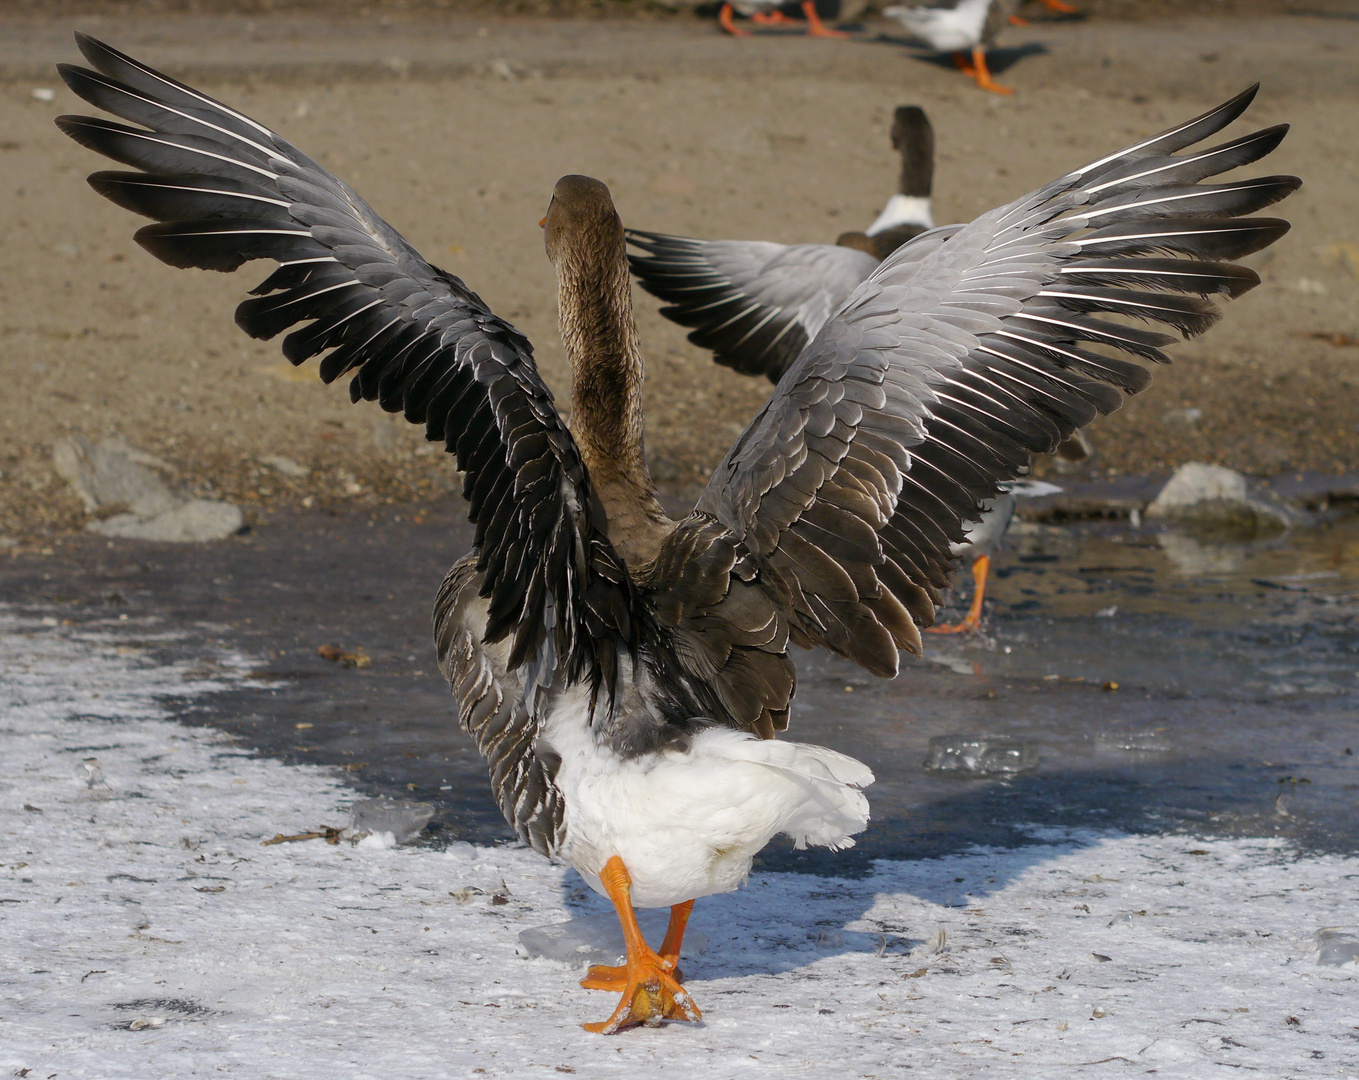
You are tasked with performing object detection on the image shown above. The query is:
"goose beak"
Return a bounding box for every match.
[538,216,546,228]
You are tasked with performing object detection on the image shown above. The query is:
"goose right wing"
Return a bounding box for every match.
[626,231,879,382]
[662,86,1296,681]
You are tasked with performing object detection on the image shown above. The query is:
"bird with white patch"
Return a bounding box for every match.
[55,33,1296,1032]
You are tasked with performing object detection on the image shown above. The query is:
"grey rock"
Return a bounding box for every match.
[54,436,243,543]
[258,453,310,478]
[53,435,178,517]
[1145,462,1310,533]
[91,500,245,543]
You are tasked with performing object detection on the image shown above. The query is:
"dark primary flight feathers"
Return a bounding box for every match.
[56,35,1297,741]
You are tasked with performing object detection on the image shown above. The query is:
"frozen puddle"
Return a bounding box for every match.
[1,614,1356,1079]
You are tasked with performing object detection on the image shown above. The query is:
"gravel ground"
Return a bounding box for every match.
[1,7,1356,542]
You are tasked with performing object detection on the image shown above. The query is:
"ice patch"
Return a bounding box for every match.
[0,612,1356,1079]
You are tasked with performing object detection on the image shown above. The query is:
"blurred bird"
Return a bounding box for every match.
[56,36,1296,1033]
[834,105,936,260]
[628,104,937,384]
[720,0,849,37]
[926,477,1062,635]
[883,0,1020,94]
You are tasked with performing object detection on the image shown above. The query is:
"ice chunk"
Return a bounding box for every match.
[346,798,433,844]
[924,735,1038,775]
[1095,729,1173,754]
[75,758,104,787]
[519,911,708,967]
[1313,926,1359,966]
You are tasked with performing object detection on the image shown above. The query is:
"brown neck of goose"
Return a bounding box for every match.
[554,221,670,566]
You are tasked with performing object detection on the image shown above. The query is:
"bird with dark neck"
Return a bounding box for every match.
[836,105,936,259]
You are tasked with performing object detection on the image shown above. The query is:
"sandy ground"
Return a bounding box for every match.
[1,9,1357,541]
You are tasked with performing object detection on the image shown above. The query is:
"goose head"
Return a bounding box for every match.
[544,174,627,276]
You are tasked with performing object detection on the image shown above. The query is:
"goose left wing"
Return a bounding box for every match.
[627,231,879,383]
[654,86,1297,685]
[54,34,638,704]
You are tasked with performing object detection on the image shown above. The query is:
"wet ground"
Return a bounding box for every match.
[3,496,1356,870]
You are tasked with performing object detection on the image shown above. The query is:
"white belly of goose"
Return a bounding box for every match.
[542,699,874,909]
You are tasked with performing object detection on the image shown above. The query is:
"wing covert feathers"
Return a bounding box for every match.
[683,87,1297,677]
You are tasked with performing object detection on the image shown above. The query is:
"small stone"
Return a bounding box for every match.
[90,500,244,543]
[1145,463,1309,533]
[54,436,178,517]
[55,436,243,542]
[258,454,310,478]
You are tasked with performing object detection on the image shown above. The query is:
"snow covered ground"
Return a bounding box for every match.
[1,611,1356,1079]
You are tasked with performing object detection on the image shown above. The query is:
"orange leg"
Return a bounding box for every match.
[751,8,792,23]
[719,3,751,35]
[579,858,701,1034]
[926,554,991,635]
[1008,13,1031,25]
[957,45,1012,95]
[581,898,696,990]
[1040,0,1078,12]
[801,0,849,37]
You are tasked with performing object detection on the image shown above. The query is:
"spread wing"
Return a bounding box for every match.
[626,231,880,383]
[55,33,638,701]
[658,86,1297,681]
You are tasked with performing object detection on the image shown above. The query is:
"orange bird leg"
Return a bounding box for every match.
[925,554,991,635]
[962,45,1012,95]
[951,50,978,76]
[580,858,701,1034]
[1040,0,1078,12]
[581,898,696,991]
[719,3,751,35]
[801,0,850,36]
[1008,13,1031,25]
[751,7,792,23]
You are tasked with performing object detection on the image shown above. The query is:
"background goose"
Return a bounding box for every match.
[56,36,1296,1033]
[628,104,937,384]
[928,477,1061,634]
[883,0,1020,94]
[834,105,936,260]
[719,0,849,38]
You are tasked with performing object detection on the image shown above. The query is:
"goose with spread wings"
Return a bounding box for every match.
[627,104,1088,631]
[56,35,1296,1032]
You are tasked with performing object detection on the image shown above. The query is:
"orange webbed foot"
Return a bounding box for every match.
[582,952,700,1033]
[802,0,849,36]
[580,864,700,1033]
[581,957,682,992]
[925,554,991,634]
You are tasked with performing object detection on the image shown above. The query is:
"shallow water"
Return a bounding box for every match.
[928,516,1359,699]
[2,503,1356,867]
